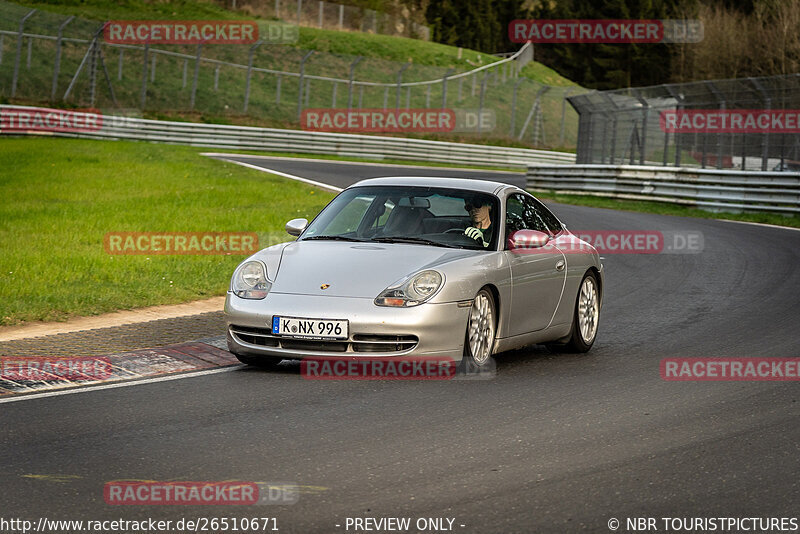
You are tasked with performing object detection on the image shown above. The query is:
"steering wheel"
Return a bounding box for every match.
[444,228,466,234]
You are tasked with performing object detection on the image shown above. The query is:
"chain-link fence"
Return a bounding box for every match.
[569,74,800,170]
[223,0,430,40]
[0,1,586,150]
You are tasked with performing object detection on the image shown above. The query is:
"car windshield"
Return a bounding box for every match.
[300,185,499,250]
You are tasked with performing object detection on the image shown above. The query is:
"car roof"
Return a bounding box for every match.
[349,176,521,196]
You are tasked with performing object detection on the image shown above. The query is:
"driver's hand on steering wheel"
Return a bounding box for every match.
[464,227,489,247]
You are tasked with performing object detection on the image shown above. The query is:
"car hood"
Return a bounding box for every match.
[269,241,477,298]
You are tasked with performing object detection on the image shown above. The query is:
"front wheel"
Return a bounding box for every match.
[562,271,600,353]
[462,288,497,368]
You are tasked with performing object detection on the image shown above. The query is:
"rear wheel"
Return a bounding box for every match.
[563,271,600,353]
[462,288,497,368]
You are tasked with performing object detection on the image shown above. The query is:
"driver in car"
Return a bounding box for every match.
[464,197,493,248]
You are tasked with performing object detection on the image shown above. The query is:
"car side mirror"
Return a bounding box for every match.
[285,218,308,237]
[507,229,551,250]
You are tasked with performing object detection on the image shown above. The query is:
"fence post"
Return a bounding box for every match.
[243,40,263,113]
[117,49,123,81]
[11,9,36,97]
[51,15,75,101]
[425,85,430,108]
[318,1,324,28]
[150,53,156,82]
[296,50,314,120]
[214,65,220,91]
[275,0,280,18]
[331,81,337,107]
[140,43,149,108]
[559,87,575,147]
[347,56,363,109]
[382,86,389,109]
[477,71,493,135]
[305,78,311,107]
[600,94,619,164]
[750,78,771,171]
[395,62,411,110]
[190,42,203,110]
[63,37,94,100]
[338,4,344,30]
[441,68,454,109]
[0,35,4,65]
[97,43,118,108]
[89,38,98,106]
[182,59,188,88]
[509,77,524,137]
[518,86,549,142]
[296,0,302,25]
[632,89,649,165]
[26,36,32,69]
[276,74,281,103]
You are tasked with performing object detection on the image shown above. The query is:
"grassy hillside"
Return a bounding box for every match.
[1,0,582,149]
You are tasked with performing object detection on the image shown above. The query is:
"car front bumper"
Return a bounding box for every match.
[225,292,470,362]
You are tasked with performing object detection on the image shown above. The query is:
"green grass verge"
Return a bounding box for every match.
[533,192,800,229]
[0,136,334,326]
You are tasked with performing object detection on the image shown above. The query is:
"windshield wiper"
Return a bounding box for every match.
[302,235,365,242]
[371,236,459,248]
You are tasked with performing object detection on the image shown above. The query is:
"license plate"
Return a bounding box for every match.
[272,316,348,340]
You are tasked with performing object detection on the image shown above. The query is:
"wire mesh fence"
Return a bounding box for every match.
[225,0,431,40]
[569,74,800,171]
[0,1,586,150]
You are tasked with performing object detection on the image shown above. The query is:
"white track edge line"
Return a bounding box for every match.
[209,157,343,192]
[712,218,800,232]
[201,152,524,175]
[0,366,243,404]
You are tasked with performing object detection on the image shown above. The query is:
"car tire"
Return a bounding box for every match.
[561,271,600,353]
[461,288,497,369]
[234,353,283,369]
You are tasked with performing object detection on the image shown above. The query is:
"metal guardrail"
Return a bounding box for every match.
[526,164,800,214]
[0,105,576,168]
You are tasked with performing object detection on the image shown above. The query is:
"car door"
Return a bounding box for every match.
[503,193,567,336]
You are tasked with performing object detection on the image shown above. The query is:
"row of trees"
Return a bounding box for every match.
[422,0,800,89]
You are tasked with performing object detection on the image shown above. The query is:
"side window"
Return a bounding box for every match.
[527,196,563,234]
[505,194,548,242]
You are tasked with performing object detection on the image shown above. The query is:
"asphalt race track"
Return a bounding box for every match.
[2,156,799,533]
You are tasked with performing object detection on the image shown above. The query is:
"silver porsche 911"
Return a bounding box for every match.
[225,176,603,370]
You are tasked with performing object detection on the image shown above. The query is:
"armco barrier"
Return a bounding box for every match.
[527,164,800,214]
[0,105,575,168]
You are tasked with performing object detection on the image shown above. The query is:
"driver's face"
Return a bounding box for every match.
[466,203,490,222]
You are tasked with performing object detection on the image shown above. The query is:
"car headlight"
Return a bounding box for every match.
[231,260,271,299]
[375,270,443,307]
